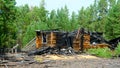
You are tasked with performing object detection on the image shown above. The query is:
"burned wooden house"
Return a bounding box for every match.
[27,28,120,56]
[35,28,109,52]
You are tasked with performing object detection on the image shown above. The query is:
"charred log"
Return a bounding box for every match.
[107,37,120,50]
[90,32,106,44]
[28,47,51,56]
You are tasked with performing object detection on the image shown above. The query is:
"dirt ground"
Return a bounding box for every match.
[0,53,120,68]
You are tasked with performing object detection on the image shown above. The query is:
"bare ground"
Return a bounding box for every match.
[0,54,120,68]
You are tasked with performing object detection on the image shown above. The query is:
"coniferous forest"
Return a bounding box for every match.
[0,0,120,48]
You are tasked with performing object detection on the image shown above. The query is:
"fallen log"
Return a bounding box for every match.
[28,47,51,56]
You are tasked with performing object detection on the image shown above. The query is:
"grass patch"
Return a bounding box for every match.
[114,43,120,57]
[87,47,113,58]
[87,43,120,58]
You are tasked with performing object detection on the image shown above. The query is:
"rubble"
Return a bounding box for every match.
[28,46,76,56]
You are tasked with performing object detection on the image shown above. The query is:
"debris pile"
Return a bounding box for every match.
[0,53,51,67]
[28,47,76,56]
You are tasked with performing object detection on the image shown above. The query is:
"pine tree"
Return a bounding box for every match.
[77,7,85,28]
[105,0,120,39]
[0,0,17,48]
[47,10,58,29]
[96,0,108,32]
[70,11,78,31]
[56,6,69,31]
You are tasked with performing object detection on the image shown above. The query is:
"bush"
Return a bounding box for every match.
[114,43,120,57]
[87,47,112,58]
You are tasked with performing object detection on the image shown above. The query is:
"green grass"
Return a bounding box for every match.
[114,43,120,57]
[87,47,113,58]
[87,43,120,58]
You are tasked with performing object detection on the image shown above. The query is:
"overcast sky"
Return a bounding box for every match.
[16,0,94,14]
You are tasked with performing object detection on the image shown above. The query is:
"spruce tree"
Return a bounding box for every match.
[0,0,16,48]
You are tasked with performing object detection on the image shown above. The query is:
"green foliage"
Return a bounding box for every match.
[56,6,70,31]
[47,10,58,29]
[87,48,112,58]
[69,12,79,31]
[0,0,17,48]
[78,7,86,28]
[88,43,120,58]
[105,1,120,40]
[22,21,48,46]
[114,43,120,57]
[15,0,48,46]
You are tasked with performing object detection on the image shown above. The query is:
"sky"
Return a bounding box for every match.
[16,0,94,14]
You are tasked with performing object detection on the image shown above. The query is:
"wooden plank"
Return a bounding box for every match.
[36,35,42,49]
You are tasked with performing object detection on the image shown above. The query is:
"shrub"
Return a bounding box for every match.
[114,43,120,57]
[87,47,112,58]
